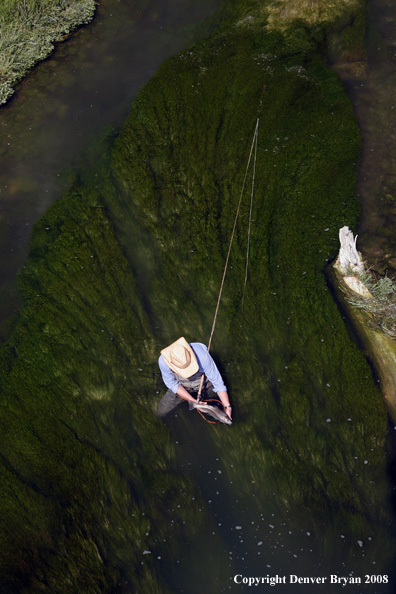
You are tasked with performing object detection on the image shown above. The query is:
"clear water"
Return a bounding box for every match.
[0,0,221,328]
[339,0,396,276]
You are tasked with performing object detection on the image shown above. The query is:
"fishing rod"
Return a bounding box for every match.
[197,118,259,403]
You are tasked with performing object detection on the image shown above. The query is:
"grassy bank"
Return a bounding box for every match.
[0,0,95,105]
[1,0,394,591]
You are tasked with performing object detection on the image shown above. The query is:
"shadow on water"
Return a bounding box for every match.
[385,418,396,594]
[163,395,396,593]
[0,0,221,330]
[326,264,396,593]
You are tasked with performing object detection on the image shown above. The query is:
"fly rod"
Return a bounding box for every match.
[197,118,259,401]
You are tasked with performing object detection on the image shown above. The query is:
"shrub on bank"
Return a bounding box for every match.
[0,0,95,105]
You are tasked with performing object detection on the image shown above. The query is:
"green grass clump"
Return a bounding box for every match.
[0,0,96,104]
[345,271,396,338]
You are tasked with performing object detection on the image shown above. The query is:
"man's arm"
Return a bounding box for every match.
[193,343,227,392]
[193,344,231,419]
[158,355,180,393]
[176,384,197,403]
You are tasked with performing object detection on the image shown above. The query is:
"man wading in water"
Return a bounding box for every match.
[157,337,232,420]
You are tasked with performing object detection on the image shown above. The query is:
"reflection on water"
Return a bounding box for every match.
[0,0,220,327]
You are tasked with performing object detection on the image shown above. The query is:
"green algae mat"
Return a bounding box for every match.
[1,0,395,591]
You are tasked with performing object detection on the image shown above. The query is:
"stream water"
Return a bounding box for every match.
[0,0,220,331]
[1,0,396,592]
[341,0,396,276]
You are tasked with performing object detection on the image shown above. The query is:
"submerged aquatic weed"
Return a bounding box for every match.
[108,0,391,574]
[0,186,210,592]
[0,0,394,589]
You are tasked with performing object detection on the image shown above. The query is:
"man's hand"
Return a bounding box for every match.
[217,391,232,419]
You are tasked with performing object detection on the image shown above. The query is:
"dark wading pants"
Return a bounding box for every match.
[157,371,216,417]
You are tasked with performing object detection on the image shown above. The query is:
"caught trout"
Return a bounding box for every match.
[189,400,232,425]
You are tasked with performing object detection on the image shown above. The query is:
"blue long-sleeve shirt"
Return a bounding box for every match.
[158,342,227,394]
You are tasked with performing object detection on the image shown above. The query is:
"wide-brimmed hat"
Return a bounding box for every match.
[161,337,199,378]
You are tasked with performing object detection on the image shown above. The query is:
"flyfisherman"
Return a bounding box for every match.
[157,336,232,420]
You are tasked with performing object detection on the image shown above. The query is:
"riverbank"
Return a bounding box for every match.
[0,0,96,105]
[331,227,396,423]
[326,0,396,426]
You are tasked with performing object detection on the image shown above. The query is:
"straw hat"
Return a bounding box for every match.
[161,337,199,378]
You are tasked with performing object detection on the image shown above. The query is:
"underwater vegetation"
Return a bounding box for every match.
[0,0,395,591]
[0,186,213,592]
[107,0,394,574]
[0,0,96,105]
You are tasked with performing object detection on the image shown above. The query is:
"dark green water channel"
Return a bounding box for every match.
[344,0,396,277]
[1,0,396,592]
